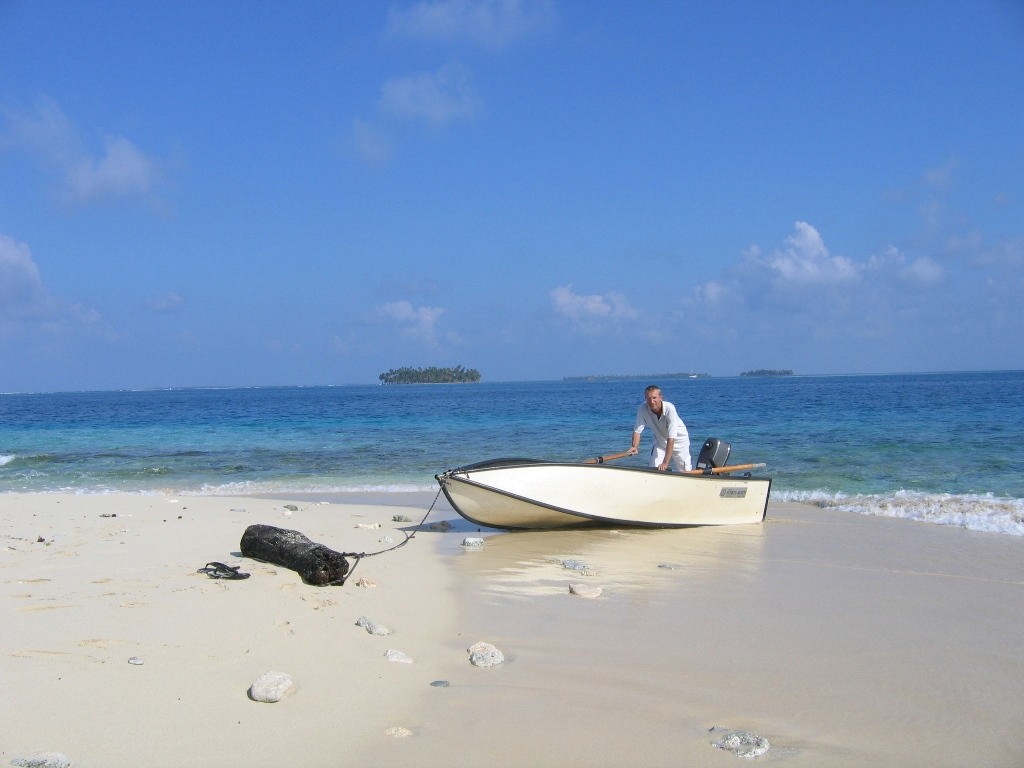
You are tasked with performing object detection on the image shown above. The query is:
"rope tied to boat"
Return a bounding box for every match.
[338,486,444,584]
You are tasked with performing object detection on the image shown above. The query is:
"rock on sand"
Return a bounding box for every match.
[248,671,295,703]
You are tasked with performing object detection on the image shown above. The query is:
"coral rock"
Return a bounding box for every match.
[248,671,294,702]
[468,641,504,668]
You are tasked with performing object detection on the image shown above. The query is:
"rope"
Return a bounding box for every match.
[333,487,444,585]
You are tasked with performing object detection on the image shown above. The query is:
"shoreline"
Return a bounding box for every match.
[4,485,1022,540]
[3,493,1023,767]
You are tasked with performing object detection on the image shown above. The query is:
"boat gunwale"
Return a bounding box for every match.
[443,458,771,479]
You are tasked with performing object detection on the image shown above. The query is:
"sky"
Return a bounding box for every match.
[1,0,1022,391]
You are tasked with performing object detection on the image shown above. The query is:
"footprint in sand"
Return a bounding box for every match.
[11,649,71,658]
[299,594,338,609]
[19,604,74,612]
[275,619,296,635]
[77,638,112,649]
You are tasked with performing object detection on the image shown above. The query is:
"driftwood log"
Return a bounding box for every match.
[240,524,351,586]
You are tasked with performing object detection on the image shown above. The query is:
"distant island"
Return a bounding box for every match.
[378,365,482,384]
[740,369,794,377]
[564,372,711,382]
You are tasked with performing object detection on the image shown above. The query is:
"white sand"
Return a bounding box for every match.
[2,493,1023,767]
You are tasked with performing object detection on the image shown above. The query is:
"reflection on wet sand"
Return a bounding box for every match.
[449,523,766,599]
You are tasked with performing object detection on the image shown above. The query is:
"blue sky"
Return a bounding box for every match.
[1,1,1022,391]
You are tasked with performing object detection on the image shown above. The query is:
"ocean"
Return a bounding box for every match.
[1,371,1022,536]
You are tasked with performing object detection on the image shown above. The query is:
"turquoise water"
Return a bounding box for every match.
[1,371,1022,535]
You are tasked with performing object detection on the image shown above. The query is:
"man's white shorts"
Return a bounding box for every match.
[649,442,692,471]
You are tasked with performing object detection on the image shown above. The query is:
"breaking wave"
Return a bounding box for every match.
[774,489,1024,536]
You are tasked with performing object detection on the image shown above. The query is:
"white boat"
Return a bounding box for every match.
[436,447,771,530]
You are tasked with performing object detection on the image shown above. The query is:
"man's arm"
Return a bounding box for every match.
[658,438,675,470]
[629,428,641,455]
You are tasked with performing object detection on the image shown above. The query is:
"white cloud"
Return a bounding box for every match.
[0,96,76,164]
[66,135,158,203]
[694,280,726,305]
[866,245,944,285]
[675,221,965,359]
[0,233,106,340]
[388,0,556,49]
[376,300,446,344]
[550,285,637,333]
[357,1,553,162]
[148,291,185,313]
[351,118,392,165]
[945,231,984,256]
[1,97,160,205]
[0,234,46,313]
[923,157,958,191]
[380,63,479,128]
[981,236,1024,268]
[759,221,859,285]
[741,222,860,288]
[68,303,102,326]
[901,256,944,284]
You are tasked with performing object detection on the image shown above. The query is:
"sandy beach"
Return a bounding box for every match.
[2,492,1023,768]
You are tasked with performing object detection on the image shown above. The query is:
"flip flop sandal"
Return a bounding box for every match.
[198,561,250,580]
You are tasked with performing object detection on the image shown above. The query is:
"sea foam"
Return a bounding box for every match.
[775,489,1024,536]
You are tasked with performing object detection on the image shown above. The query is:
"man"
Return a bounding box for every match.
[628,385,692,471]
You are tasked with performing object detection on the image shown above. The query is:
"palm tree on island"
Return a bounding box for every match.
[378,365,482,384]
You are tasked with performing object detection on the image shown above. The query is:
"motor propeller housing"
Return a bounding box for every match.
[696,437,731,470]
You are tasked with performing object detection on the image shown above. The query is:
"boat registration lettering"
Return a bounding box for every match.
[719,487,747,499]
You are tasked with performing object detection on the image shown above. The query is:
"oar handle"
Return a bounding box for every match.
[582,449,634,465]
[682,462,766,475]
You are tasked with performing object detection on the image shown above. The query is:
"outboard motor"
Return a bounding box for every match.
[696,438,731,471]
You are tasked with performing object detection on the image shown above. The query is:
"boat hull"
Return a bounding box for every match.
[436,460,771,530]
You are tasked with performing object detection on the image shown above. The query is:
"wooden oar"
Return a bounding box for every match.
[582,449,634,465]
[582,452,766,474]
[682,462,766,475]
